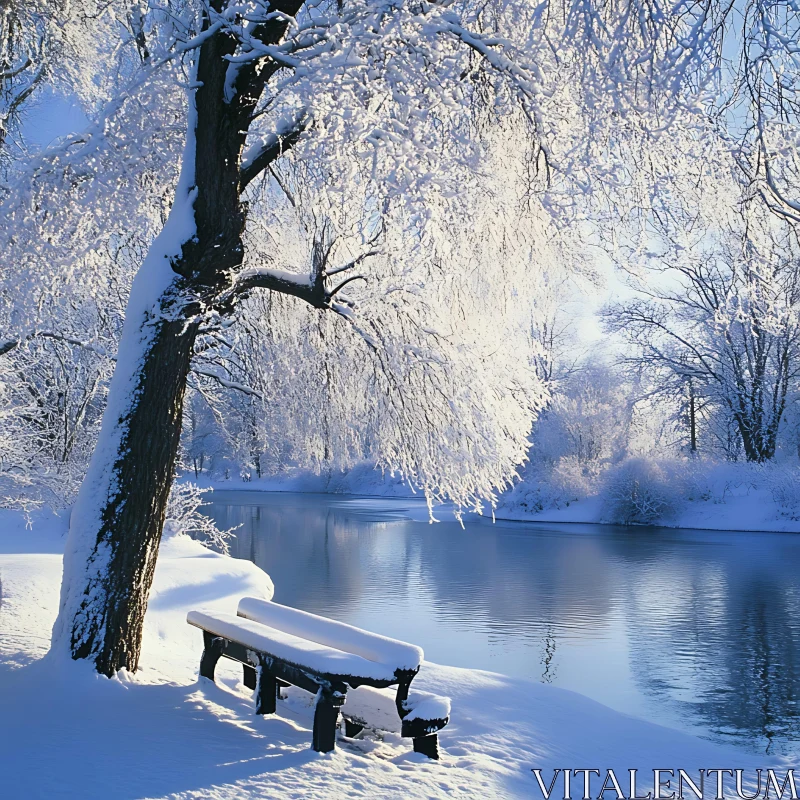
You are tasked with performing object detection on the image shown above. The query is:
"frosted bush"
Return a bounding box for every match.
[771,469,800,520]
[699,461,761,504]
[602,458,684,525]
[163,482,237,554]
[550,456,601,501]
[497,455,598,514]
[682,461,713,502]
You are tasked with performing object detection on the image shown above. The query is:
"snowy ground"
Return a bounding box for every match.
[0,508,789,799]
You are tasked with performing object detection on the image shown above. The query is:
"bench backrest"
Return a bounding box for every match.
[237,597,423,673]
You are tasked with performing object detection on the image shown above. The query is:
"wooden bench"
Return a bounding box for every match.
[187,597,450,758]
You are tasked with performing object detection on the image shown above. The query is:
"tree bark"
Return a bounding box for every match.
[688,380,697,455]
[68,309,199,675]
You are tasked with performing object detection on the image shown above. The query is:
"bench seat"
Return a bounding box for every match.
[236,598,422,672]
[187,610,400,683]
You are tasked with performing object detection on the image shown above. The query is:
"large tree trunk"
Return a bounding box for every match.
[60,307,198,675]
[52,15,248,674]
[49,209,209,671]
[51,235,234,675]
[52,1,306,675]
[737,410,779,463]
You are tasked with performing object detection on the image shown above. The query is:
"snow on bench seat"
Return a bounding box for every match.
[404,693,451,723]
[236,597,423,672]
[341,685,451,732]
[186,610,400,682]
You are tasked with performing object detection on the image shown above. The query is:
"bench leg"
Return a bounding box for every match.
[312,687,344,753]
[413,733,440,760]
[255,668,278,715]
[243,664,257,690]
[199,632,226,681]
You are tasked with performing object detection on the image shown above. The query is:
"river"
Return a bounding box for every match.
[202,489,800,756]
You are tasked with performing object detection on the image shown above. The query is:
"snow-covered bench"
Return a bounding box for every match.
[187,597,450,757]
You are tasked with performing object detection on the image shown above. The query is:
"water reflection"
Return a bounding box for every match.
[203,491,800,756]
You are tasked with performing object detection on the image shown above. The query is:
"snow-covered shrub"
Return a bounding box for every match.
[550,455,601,501]
[534,377,630,467]
[163,482,237,554]
[602,458,684,525]
[696,461,762,504]
[496,454,599,514]
[496,365,632,516]
[681,461,713,503]
[770,468,800,520]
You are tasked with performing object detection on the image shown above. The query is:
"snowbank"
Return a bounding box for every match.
[0,508,788,799]
[494,461,800,533]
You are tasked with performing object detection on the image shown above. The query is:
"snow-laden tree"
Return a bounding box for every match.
[0,238,137,505]
[0,0,736,676]
[0,1,122,163]
[184,134,590,487]
[0,1,56,156]
[733,0,800,225]
[495,361,634,514]
[533,365,631,468]
[0,2,133,507]
[590,0,800,462]
[604,197,800,463]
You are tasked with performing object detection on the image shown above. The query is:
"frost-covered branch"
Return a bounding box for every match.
[191,366,263,398]
[240,114,307,189]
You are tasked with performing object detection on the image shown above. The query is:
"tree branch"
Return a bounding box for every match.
[228,266,324,307]
[191,367,263,398]
[240,115,307,189]
[215,248,378,318]
[0,56,32,80]
[0,331,114,360]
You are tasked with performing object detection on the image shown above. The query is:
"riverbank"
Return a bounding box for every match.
[184,462,800,533]
[490,491,800,532]
[492,463,800,533]
[0,506,787,799]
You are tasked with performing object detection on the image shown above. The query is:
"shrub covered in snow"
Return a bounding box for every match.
[601,458,684,525]
[495,366,631,517]
[163,482,237,553]
[497,455,600,515]
[770,468,800,520]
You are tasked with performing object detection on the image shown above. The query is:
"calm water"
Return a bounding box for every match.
[203,490,800,756]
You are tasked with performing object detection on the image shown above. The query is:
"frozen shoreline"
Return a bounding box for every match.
[185,468,800,534]
[489,501,800,534]
[489,492,800,534]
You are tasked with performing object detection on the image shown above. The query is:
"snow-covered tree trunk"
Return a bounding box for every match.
[50,133,213,675]
[51,12,277,674]
[55,306,199,674]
